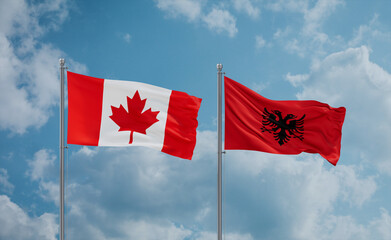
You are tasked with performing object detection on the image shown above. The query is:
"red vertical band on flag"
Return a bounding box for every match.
[67,71,104,146]
[162,91,202,160]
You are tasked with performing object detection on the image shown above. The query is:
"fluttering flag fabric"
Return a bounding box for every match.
[67,71,202,160]
[224,76,346,165]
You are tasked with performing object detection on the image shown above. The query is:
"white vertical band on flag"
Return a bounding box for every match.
[98,79,171,149]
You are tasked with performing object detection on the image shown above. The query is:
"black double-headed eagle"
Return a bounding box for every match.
[261,108,305,146]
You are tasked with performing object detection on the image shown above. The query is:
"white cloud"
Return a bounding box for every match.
[266,0,308,13]
[285,72,309,87]
[369,208,391,240]
[349,14,378,47]
[51,132,216,239]
[156,0,238,38]
[0,169,14,194]
[302,0,344,37]
[195,206,211,222]
[195,231,254,240]
[273,27,292,40]
[123,33,131,43]
[119,220,192,240]
[0,0,86,134]
[255,35,266,49]
[34,129,383,239]
[26,149,59,204]
[268,0,345,57]
[348,14,391,49]
[313,215,369,240]
[0,195,58,240]
[297,45,391,110]
[232,0,260,19]
[0,35,52,134]
[76,146,98,157]
[270,1,388,60]
[250,82,268,93]
[377,159,391,178]
[285,38,306,57]
[290,46,391,175]
[202,8,238,37]
[39,181,59,205]
[308,208,391,240]
[224,151,379,240]
[26,149,56,181]
[156,0,203,22]
[334,165,376,207]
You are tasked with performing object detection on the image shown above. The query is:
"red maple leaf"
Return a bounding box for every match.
[109,90,160,144]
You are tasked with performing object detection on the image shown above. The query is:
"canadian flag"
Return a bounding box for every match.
[67,71,202,160]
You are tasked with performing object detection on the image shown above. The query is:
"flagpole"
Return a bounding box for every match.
[59,58,65,240]
[217,63,223,240]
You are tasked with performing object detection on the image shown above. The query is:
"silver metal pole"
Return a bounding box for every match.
[217,63,223,240]
[59,58,65,240]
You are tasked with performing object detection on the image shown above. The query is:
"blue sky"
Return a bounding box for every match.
[1,0,391,239]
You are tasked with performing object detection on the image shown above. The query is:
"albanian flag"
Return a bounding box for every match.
[224,76,346,165]
[67,71,202,160]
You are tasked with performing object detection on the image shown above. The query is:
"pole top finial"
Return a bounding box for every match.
[59,58,65,66]
[217,63,223,71]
